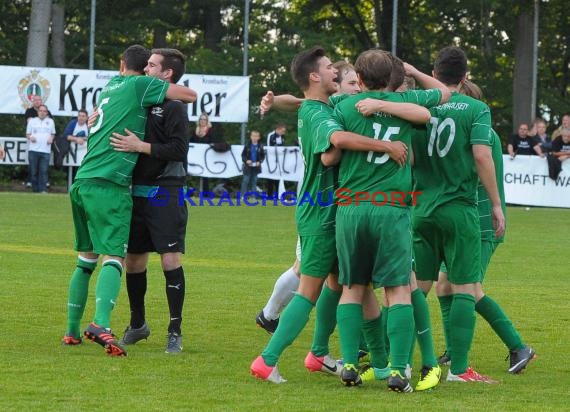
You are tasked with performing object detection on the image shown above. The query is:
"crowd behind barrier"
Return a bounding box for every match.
[1,138,569,208]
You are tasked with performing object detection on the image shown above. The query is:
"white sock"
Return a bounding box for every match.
[263,266,300,320]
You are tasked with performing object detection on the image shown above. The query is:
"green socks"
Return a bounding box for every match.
[387,304,414,374]
[476,295,524,351]
[262,293,314,366]
[411,288,438,367]
[310,285,341,356]
[362,315,388,368]
[66,258,97,338]
[381,305,390,355]
[93,261,122,329]
[438,294,453,354]
[449,293,476,375]
[336,303,363,366]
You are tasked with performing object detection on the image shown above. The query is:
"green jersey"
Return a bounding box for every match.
[413,92,492,215]
[76,75,169,186]
[296,100,343,235]
[332,89,441,204]
[478,129,506,242]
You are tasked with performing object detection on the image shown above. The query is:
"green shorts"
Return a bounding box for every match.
[299,234,337,278]
[70,179,132,257]
[413,203,481,285]
[336,203,412,288]
[440,240,498,282]
[480,240,499,281]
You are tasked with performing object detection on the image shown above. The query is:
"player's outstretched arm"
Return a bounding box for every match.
[261,91,303,114]
[330,131,408,166]
[356,99,430,124]
[166,83,197,103]
[404,62,451,104]
[473,144,505,237]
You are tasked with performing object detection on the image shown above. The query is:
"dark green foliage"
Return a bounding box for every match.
[2,0,569,148]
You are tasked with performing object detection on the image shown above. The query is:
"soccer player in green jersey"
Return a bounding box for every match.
[412,46,505,382]
[434,80,535,374]
[347,56,447,391]
[250,46,412,383]
[331,49,446,392]
[254,61,361,339]
[62,45,197,356]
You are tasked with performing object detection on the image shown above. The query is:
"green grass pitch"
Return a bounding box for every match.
[0,192,568,411]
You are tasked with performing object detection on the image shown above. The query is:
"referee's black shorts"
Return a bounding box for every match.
[128,186,188,254]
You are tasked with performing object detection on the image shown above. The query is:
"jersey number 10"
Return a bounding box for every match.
[428,117,456,157]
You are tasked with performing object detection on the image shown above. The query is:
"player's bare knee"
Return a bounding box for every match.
[125,253,148,273]
[161,252,181,271]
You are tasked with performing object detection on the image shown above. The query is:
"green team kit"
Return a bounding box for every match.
[332,89,441,287]
[295,99,342,277]
[71,74,168,257]
[412,92,492,284]
[478,128,506,278]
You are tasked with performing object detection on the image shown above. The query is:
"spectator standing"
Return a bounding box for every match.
[64,109,90,146]
[266,123,287,147]
[265,123,287,196]
[508,123,544,158]
[241,130,265,197]
[551,127,570,161]
[25,104,55,193]
[190,112,213,192]
[529,118,552,152]
[0,144,5,160]
[190,112,213,143]
[551,113,570,140]
[25,95,52,124]
[24,95,52,188]
[62,109,90,181]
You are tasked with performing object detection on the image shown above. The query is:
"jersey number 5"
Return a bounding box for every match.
[89,97,110,134]
[428,117,455,157]
[366,123,400,164]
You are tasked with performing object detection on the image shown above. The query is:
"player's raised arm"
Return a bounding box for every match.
[404,62,451,104]
[166,83,197,103]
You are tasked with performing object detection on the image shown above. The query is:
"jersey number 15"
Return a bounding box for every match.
[367,123,400,164]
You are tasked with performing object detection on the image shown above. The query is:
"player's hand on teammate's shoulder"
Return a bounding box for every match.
[355,98,381,117]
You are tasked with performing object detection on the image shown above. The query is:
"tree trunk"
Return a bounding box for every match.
[204,3,223,51]
[512,11,534,132]
[153,26,168,49]
[26,0,52,67]
[51,2,65,67]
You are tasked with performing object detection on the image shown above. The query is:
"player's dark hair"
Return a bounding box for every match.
[354,49,393,91]
[122,44,151,74]
[388,54,405,92]
[151,48,187,83]
[78,108,89,116]
[291,46,327,91]
[434,46,467,86]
